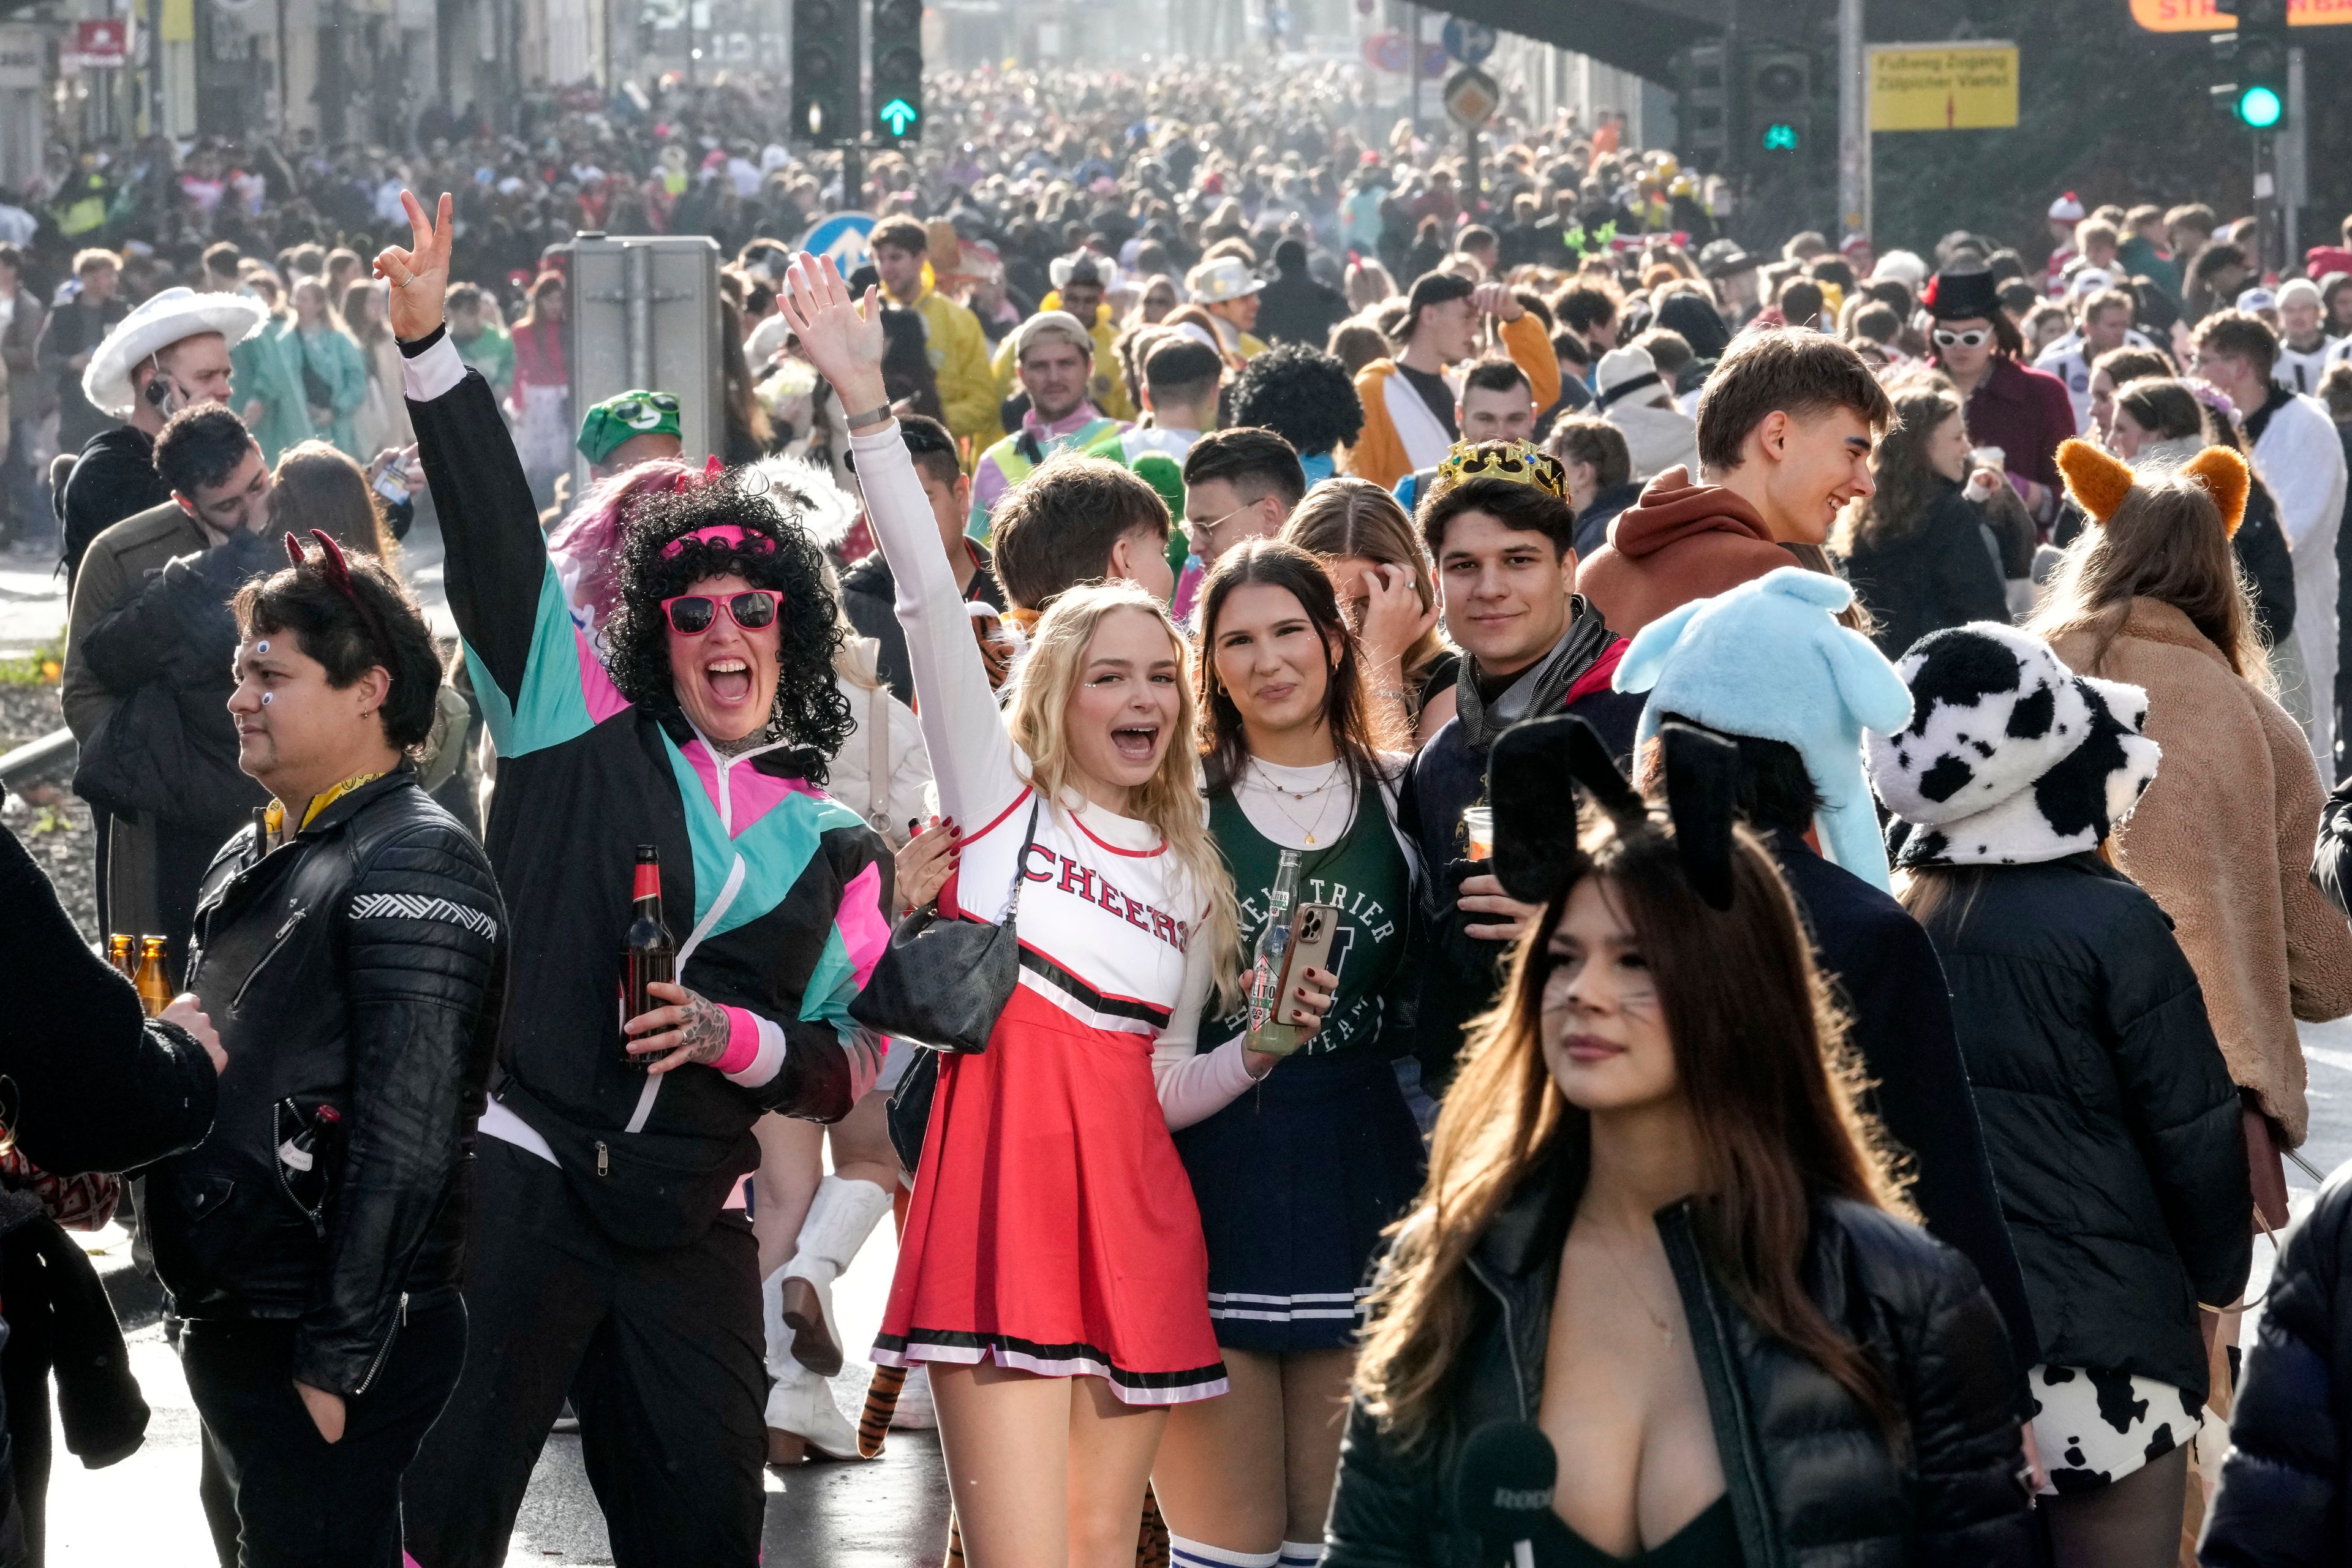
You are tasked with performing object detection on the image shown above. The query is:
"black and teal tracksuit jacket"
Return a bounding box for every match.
[403,327,892,1251]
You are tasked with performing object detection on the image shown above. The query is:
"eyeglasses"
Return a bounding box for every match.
[1187,500,1265,546]
[1932,328,1992,350]
[661,590,780,635]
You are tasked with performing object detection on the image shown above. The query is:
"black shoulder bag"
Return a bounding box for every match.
[867,797,1041,1173]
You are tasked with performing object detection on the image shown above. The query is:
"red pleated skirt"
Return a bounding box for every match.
[870,983,1229,1404]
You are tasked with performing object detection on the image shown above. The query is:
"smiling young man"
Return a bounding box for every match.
[1396,443,1643,1107]
[967,309,1127,541]
[151,534,505,1568]
[1578,328,1891,639]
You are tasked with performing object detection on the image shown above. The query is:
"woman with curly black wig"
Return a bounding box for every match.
[1232,341,1365,486]
[371,194,894,1568]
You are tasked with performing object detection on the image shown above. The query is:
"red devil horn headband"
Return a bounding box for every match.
[285,528,395,663]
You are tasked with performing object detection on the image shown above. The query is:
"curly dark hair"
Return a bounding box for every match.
[601,478,853,784]
[1230,342,1364,458]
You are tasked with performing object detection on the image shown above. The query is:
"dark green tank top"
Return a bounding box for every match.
[1199,777,1410,1058]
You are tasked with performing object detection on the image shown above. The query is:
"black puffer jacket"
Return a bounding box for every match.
[157,766,505,1398]
[72,526,273,831]
[1913,854,2250,1399]
[1324,1151,2036,1567]
[1839,484,2012,662]
[2201,1161,2352,1566]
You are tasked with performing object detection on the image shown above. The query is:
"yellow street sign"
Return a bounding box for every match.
[2131,0,2352,30]
[1868,43,2020,132]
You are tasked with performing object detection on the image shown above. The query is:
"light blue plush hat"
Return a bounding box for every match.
[1612,567,1914,891]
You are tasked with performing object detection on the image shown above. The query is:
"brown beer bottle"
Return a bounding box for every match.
[134,936,172,1018]
[108,934,134,978]
[621,846,675,1071]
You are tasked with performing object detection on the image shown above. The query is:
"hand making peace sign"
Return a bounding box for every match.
[372,190,454,344]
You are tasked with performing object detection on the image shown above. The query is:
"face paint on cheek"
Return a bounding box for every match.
[255,640,270,653]
[261,692,273,706]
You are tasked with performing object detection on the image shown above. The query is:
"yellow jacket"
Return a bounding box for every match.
[992,295,1138,424]
[902,285,1002,454]
[1341,312,1561,489]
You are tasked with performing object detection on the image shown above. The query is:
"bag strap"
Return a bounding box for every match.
[867,689,891,831]
[992,794,1042,924]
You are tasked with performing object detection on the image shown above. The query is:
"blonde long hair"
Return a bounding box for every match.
[1007,581,1242,1011]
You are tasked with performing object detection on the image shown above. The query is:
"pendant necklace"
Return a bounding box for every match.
[1591,1223,1676,1346]
[1257,761,1344,846]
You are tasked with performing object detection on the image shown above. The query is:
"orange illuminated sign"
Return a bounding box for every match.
[2131,0,2352,29]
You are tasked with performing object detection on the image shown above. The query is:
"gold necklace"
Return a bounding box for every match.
[1256,761,1344,846]
[1587,1223,1675,1346]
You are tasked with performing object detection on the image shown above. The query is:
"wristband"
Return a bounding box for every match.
[843,403,894,432]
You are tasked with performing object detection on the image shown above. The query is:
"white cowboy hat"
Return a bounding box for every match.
[83,286,268,420]
[1187,256,1264,306]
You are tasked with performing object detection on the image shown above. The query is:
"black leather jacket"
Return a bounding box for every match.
[2201,1160,2352,1566]
[1325,1152,2037,1568]
[154,766,505,1397]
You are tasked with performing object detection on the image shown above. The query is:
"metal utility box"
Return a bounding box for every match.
[565,233,725,497]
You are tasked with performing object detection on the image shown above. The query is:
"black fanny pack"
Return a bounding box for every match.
[490,1077,758,1252]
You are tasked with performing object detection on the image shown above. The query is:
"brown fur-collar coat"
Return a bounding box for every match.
[2054,598,2352,1145]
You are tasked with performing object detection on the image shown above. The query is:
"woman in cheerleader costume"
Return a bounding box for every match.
[1153,538,1424,1568]
[778,255,1338,1566]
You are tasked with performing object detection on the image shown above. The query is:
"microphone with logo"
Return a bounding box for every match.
[1453,1420,1571,1568]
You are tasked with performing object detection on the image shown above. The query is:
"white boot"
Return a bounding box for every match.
[763,1263,861,1462]
[891,1362,938,1430]
[777,1175,893,1377]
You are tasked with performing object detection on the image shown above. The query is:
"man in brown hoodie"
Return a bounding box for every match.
[1579,328,1891,638]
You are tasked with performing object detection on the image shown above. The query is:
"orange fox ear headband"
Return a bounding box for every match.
[2056,437,2249,539]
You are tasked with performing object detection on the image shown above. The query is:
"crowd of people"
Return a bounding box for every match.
[13,43,2352,1568]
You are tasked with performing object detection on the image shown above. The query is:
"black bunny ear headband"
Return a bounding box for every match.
[1488,715,1741,911]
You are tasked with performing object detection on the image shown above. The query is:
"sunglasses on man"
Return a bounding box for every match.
[661,590,782,635]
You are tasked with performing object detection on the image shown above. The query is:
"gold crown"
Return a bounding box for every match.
[1433,440,1569,502]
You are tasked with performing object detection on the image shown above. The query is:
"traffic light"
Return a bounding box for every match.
[1675,43,1728,169]
[870,0,924,145]
[1746,48,1812,157]
[791,0,856,148]
[2212,0,2290,130]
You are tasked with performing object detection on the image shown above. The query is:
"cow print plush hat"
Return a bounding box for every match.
[1864,622,2162,869]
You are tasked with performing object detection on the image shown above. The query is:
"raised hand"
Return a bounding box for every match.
[1353,562,1438,675]
[372,191,454,344]
[1471,281,1524,322]
[774,252,888,412]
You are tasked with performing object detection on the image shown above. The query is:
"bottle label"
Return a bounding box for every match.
[632,861,662,901]
[277,1139,314,1173]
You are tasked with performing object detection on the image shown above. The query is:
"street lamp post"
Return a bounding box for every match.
[1838,0,1868,241]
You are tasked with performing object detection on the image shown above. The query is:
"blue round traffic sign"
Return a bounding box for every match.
[1441,17,1496,64]
[800,211,877,274]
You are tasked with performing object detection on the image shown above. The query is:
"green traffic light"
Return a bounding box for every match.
[879,97,919,135]
[1761,122,1800,152]
[2237,84,2284,128]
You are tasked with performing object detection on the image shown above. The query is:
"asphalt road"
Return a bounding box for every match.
[50,1188,950,1566]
